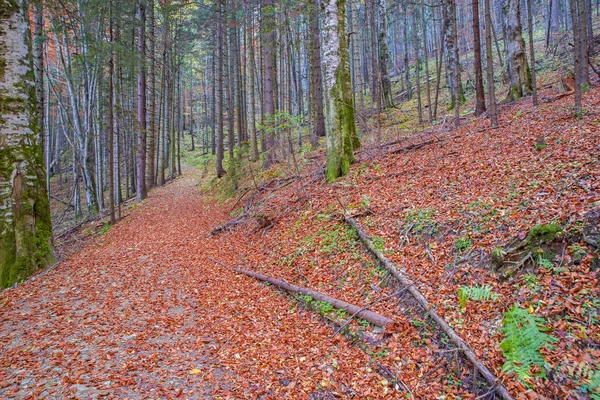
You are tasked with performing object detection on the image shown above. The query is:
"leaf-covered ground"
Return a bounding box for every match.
[1,88,599,399]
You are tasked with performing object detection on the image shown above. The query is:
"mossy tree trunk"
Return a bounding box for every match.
[442,0,466,109]
[322,0,360,182]
[377,0,393,109]
[503,0,532,101]
[0,0,54,288]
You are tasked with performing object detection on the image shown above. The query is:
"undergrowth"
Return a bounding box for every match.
[500,305,558,383]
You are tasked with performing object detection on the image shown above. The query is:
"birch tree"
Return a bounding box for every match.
[322,0,360,182]
[0,0,54,287]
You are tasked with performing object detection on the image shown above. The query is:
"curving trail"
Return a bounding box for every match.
[0,169,378,399]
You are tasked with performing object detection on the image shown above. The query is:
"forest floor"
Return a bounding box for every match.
[1,87,600,399]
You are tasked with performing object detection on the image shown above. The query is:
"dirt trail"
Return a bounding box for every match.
[0,170,380,399]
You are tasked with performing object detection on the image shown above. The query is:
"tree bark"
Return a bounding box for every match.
[526,0,538,106]
[216,0,227,177]
[377,0,393,109]
[147,0,156,188]
[484,0,498,126]
[0,0,54,287]
[108,2,116,224]
[322,0,360,182]
[473,0,486,115]
[247,5,259,161]
[309,1,326,148]
[232,266,395,328]
[137,0,148,201]
[503,0,532,101]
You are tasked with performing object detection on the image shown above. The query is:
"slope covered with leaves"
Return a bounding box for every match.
[1,88,599,399]
[208,87,600,398]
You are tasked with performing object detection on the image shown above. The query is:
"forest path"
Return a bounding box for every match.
[0,168,377,399]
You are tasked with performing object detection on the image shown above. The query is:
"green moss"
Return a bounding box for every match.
[325,2,360,182]
[0,4,54,287]
[525,224,563,246]
[0,1,19,21]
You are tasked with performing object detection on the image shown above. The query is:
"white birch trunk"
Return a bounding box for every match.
[0,0,54,287]
[322,0,360,182]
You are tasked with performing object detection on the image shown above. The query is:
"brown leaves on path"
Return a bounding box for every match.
[0,172,387,399]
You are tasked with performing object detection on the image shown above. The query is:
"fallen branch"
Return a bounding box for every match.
[210,217,247,235]
[49,194,74,208]
[208,257,394,329]
[344,216,513,400]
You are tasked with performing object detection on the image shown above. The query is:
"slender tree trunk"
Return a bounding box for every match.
[351,0,364,110]
[108,2,116,224]
[216,0,227,177]
[412,4,423,124]
[402,0,412,100]
[473,0,486,114]
[422,1,433,122]
[377,0,393,108]
[309,1,326,148]
[137,0,148,201]
[248,3,259,161]
[224,2,235,160]
[485,0,499,125]
[262,0,277,167]
[452,0,461,127]
[526,0,538,106]
[569,0,582,111]
[147,0,156,188]
[33,0,45,159]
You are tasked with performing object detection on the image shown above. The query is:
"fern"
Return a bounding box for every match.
[567,362,600,397]
[458,285,500,309]
[500,306,558,382]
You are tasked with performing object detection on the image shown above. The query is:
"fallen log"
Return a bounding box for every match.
[208,257,394,329]
[345,216,513,400]
[210,217,247,235]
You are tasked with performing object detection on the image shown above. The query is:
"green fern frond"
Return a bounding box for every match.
[500,305,558,382]
[567,361,600,396]
[458,285,500,309]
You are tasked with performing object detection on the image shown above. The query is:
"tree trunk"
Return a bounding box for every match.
[309,1,326,148]
[147,0,156,188]
[377,0,393,109]
[569,0,582,111]
[484,0,499,125]
[351,0,364,110]
[137,0,148,202]
[422,1,433,122]
[32,0,45,162]
[526,0,538,106]
[412,3,423,124]
[0,0,54,288]
[216,0,227,177]
[443,0,465,108]
[473,0,486,115]
[262,0,277,168]
[322,0,360,182]
[503,0,532,101]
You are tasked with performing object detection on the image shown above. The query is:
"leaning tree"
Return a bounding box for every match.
[0,0,54,287]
